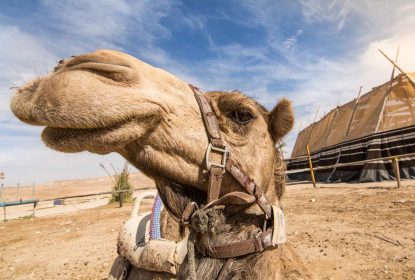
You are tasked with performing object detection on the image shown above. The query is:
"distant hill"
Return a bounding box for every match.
[1,172,155,201]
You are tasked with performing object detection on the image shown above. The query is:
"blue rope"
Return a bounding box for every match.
[150,194,163,240]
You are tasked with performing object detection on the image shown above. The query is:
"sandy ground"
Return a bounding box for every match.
[1,180,414,279]
[0,172,154,220]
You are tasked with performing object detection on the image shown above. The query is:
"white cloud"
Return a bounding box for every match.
[2,0,415,184]
[282,1,415,156]
[206,1,415,157]
[0,1,180,186]
[0,0,214,186]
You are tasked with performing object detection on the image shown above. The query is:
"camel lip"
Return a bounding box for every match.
[42,115,140,133]
[42,122,123,143]
[40,119,142,154]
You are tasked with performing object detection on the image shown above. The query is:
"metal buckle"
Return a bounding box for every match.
[205,143,229,170]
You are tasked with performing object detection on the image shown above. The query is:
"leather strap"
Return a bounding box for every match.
[191,84,225,204]
[190,84,272,218]
[181,202,198,225]
[209,229,274,259]
[190,84,223,147]
[208,166,223,203]
[225,158,272,218]
[183,84,277,260]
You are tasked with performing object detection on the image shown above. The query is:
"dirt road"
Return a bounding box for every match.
[1,181,414,279]
[286,181,415,279]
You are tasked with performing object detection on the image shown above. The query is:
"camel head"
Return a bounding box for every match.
[11,49,294,210]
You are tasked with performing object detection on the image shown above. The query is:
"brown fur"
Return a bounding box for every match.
[10,49,312,279]
[269,98,295,142]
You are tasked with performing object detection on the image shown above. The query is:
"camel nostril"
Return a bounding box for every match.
[60,52,138,83]
[65,51,134,69]
[17,77,42,96]
[68,62,138,83]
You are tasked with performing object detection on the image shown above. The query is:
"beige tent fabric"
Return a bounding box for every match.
[291,125,313,157]
[346,82,388,140]
[291,73,415,158]
[308,109,338,152]
[379,75,415,132]
[324,101,354,148]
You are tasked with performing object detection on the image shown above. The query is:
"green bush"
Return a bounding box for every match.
[108,163,133,203]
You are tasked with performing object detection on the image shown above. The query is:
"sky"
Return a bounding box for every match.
[1,0,415,186]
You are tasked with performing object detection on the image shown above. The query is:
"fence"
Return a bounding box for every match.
[285,145,413,188]
[1,186,154,221]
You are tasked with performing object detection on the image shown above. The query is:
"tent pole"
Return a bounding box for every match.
[313,105,320,123]
[0,183,3,201]
[375,47,400,133]
[15,183,20,201]
[378,48,415,86]
[392,157,401,188]
[344,86,363,138]
[298,122,303,133]
[306,145,317,188]
[327,87,362,182]
[304,105,320,157]
[321,107,340,150]
[32,183,35,200]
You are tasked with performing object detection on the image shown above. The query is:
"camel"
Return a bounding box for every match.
[11,50,312,279]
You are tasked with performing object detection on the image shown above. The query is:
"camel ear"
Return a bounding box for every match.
[268,99,294,142]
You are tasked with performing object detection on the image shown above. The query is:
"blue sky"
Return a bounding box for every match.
[1,0,415,186]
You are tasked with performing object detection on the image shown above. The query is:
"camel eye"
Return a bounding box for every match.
[230,110,253,124]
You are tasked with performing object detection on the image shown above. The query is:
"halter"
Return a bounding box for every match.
[164,84,282,260]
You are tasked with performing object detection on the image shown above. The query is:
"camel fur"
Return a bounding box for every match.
[11,49,312,279]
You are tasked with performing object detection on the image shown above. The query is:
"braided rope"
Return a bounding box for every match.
[149,194,163,240]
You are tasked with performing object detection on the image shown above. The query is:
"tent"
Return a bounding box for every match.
[286,69,415,182]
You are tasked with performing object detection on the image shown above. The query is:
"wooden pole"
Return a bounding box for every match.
[345,86,363,138]
[327,87,362,182]
[16,183,20,200]
[286,151,415,174]
[33,201,37,218]
[390,46,400,81]
[313,105,320,123]
[119,191,124,208]
[392,157,401,188]
[32,183,35,200]
[306,145,317,188]
[375,47,400,133]
[0,183,3,201]
[302,104,321,157]
[3,207,6,221]
[378,49,415,86]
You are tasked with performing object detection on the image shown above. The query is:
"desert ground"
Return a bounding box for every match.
[0,177,414,280]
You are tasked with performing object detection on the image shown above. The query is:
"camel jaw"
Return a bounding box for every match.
[11,74,163,154]
[41,115,160,154]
